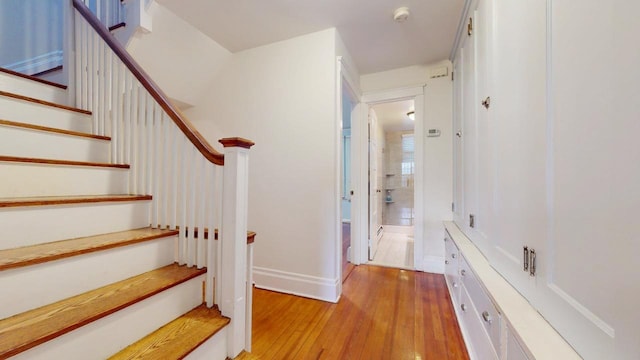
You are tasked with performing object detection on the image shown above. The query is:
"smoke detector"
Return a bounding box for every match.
[393,7,410,22]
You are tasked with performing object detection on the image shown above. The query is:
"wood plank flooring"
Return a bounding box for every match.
[250,265,468,360]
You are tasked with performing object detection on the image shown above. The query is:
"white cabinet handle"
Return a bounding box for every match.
[482,311,492,323]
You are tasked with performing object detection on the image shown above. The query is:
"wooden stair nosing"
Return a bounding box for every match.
[0,90,91,115]
[109,304,230,360]
[0,227,179,271]
[0,264,206,359]
[0,119,110,141]
[0,155,128,169]
[0,67,67,90]
[0,194,152,208]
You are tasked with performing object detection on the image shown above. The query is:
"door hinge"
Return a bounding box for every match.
[469,214,475,228]
[451,71,454,81]
[467,17,473,36]
[452,202,455,212]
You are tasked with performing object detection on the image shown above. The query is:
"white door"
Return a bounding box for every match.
[368,109,381,260]
[452,51,464,225]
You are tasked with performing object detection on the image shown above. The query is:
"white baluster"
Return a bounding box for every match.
[81,19,89,110]
[110,54,119,162]
[136,87,145,194]
[74,13,82,108]
[197,156,206,268]
[179,136,188,265]
[91,32,99,132]
[171,122,179,229]
[206,163,218,307]
[96,38,104,136]
[123,73,131,170]
[130,83,139,193]
[152,104,162,228]
[186,145,196,267]
[146,93,153,198]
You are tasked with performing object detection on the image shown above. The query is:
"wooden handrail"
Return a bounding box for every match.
[72,0,225,165]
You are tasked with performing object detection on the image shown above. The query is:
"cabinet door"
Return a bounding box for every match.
[487,0,547,302]
[535,1,639,358]
[452,51,464,224]
[461,15,477,237]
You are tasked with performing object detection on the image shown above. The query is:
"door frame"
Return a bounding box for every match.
[336,56,361,294]
[353,85,426,270]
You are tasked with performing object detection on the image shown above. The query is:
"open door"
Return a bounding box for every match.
[368,109,382,260]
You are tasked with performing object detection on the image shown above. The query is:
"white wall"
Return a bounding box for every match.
[361,61,453,274]
[185,28,342,301]
[127,2,231,107]
[0,0,63,74]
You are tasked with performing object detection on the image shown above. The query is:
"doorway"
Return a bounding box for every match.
[341,85,356,282]
[367,100,416,270]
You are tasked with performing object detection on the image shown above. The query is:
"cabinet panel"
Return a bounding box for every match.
[505,326,530,360]
[452,52,464,223]
[444,232,460,305]
[487,0,547,302]
[535,1,638,358]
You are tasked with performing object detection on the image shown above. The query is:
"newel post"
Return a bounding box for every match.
[219,137,254,358]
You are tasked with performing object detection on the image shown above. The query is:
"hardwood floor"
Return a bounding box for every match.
[251,265,469,360]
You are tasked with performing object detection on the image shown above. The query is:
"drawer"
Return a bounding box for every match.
[459,286,499,360]
[444,232,460,303]
[460,255,501,353]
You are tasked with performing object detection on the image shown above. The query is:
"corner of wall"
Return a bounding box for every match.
[253,267,340,303]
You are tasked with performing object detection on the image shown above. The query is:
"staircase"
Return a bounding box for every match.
[0,1,255,358]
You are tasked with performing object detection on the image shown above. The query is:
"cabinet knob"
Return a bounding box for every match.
[451,253,456,259]
[453,282,459,288]
[445,260,449,265]
[461,303,467,312]
[460,269,466,276]
[456,131,462,138]
[482,311,492,323]
[481,96,491,109]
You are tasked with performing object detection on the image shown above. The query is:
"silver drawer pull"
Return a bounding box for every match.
[460,269,466,276]
[445,260,449,265]
[482,311,492,323]
[453,282,459,288]
[451,253,456,259]
[461,304,467,312]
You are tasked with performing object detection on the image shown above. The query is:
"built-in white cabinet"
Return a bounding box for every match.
[451,0,640,358]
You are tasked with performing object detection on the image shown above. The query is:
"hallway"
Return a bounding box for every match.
[250,265,468,359]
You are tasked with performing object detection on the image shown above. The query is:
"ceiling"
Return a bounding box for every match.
[156,0,465,74]
[373,100,414,132]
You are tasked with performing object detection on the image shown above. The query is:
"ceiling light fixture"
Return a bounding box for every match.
[393,7,410,23]
[407,111,415,120]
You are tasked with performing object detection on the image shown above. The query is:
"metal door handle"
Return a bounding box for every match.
[482,311,492,323]
[523,246,529,271]
[456,131,462,138]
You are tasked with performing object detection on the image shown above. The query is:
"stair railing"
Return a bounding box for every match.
[71,0,252,356]
[80,0,125,30]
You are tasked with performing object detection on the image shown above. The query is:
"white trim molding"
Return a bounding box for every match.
[423,255,445,274]
[361,85,426,104]
[253,267,340,303]
[3,50,64,75]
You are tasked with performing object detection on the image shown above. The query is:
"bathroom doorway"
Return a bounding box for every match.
[368,99,415,270]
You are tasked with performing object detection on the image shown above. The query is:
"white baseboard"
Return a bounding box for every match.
[423,255,445,274]
[3,50,63,76]
[253,267,339,303]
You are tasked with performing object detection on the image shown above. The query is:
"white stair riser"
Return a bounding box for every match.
[0,236,176,319]
[10,275,205,360]
[0,72,69,105]
[0,126,109,162]
[0,163,128,198]
[0,201,151,249]
[184,327,228,360]
[0,96,91,133]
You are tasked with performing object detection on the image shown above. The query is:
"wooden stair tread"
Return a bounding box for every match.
[0,67,67,89]
[0,264,206,358]
[0,119,110,140]
[0,194,152,208]
[109,304,229,359]
[0,90,90,115]
[0,227,178,271]
[0,155,128,169]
